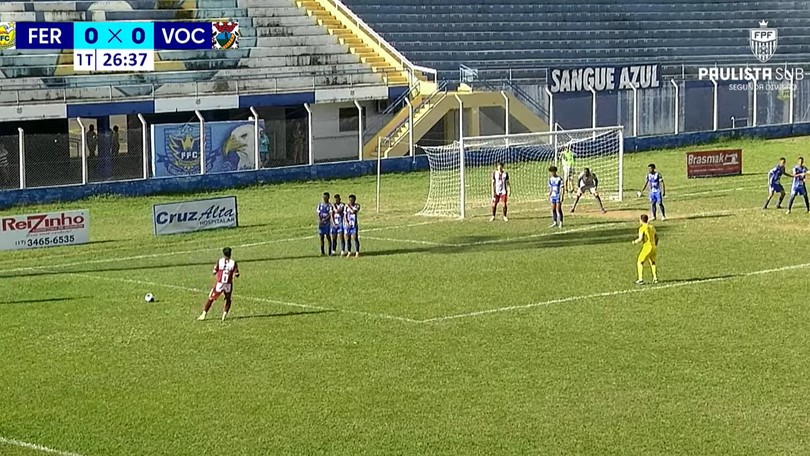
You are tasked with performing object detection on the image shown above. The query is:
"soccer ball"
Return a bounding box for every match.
[144,293,155,303]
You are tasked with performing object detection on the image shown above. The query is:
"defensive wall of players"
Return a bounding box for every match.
[2,121,810,210]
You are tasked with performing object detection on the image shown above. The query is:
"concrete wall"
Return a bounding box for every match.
[311,100,387,161]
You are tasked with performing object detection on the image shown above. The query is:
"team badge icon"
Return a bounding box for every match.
[0,22,16,50]
[212,21,239,50]
[750,20,777,63]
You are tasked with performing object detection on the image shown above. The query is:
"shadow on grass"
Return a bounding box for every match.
[2,297,83,305]
[657,274,737,284]
[2,225,672,279]
[87,240,118,246]
[227,309,335,321]
[675,213,732,221]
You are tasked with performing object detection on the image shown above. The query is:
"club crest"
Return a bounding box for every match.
[750,20,777,63]
[166,125,202,174]
[0,22,16,50]
[212,21,239,50]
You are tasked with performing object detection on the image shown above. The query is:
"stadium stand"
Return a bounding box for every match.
[340,0,810,78]
[0,0,410,104]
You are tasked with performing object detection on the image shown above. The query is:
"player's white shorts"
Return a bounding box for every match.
[578,186,598,196]
[209,282,233,299]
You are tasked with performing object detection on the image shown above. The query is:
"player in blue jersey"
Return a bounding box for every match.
[786,157,809,214]
[548,166,565,228]
[330,194,347,255]
[764,157,791,209]
[344,194,361,257]
[316,192,332,256]
[638,164,666,221]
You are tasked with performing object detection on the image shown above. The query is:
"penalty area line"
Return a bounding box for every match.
[420,261,810,323]
[0,436,85,456]
[61,271,421,324]
[0,219,454,276]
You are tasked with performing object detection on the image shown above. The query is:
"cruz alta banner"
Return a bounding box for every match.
[547,64,661,94]
[151,120,265,177]
[0,209,89,251]
[152,196,238,235]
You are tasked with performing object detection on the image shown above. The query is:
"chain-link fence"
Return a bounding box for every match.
[4,78,810,193]
[797,78,810,124]
[0,134,20,190]
[88,128,146,183]
[262,114,309,168]
[25,133,84,188]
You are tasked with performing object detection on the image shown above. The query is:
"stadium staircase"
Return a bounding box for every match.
[340,0,810,79]
[0,0,416,105]
[292,0,410,86]
[365,83,548,158]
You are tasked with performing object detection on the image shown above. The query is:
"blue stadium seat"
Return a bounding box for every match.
[342,0,810,78]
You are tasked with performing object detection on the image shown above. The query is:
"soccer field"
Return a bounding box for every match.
[2,137,810,456]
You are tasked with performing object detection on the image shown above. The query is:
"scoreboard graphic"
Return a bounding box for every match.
[0,21,238,72]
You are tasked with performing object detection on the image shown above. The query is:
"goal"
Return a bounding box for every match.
[418,126,624,218]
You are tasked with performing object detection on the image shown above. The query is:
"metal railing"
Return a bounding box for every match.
[0,68,406,106]
[731,116,749,129]
[463,61,809,83]
[362,81,421,145]
[382,81,449,149]
[324,0,437,84]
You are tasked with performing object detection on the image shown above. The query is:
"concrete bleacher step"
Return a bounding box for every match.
[198,0,239,8]
[252,15,317,27]
[238,0,299,7]
[254,25,327,37]
[0,0,412,105]
[237,54,361,68]
[247,7,307,17]
[103,9,248,21]
[216,62,374,76]
[254,34,339,47]
[248,44,349,57]
[0,3,26,11]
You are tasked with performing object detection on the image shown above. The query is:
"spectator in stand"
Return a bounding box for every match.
[112,125,121,155]
[86,124,98,157]
[0,143,9,187]
[259,130,270,168]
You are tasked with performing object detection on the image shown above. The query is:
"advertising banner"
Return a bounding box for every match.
[151,120,265,177]
[152,196,238,235]
[547,64,661,94]
[686,149,743,178]
[0,209,89,251]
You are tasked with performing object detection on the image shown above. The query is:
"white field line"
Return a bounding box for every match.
[0,436,84,456]
[420,261,810,323]
[0,219,456,276]
[62,272,421,324]
[2,182,762,273]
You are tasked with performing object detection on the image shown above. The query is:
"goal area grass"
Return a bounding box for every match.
[2,136,810,455]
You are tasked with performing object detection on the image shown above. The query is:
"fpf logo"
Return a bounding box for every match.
[750,20,777,63]
[0,22,16,50]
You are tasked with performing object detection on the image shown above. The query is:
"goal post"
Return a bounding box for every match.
[419,125,624,218]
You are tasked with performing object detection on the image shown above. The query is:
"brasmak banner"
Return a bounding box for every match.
[151,120,266,177]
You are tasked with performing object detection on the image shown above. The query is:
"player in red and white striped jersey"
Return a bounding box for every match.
[197,247,240,321]
[490,162,511,222]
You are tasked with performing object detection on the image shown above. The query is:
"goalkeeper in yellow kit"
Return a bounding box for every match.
[632,214,658,284]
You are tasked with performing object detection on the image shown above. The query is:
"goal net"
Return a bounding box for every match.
[418,126,624,217]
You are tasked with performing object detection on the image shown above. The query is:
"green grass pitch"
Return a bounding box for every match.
[2,137,810,456]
